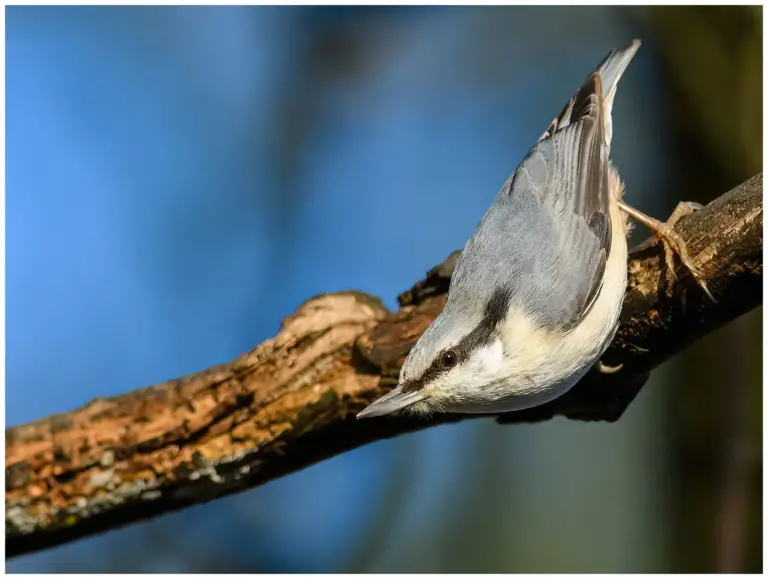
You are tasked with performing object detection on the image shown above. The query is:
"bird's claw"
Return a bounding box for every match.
[620,200,716,303]
[596,360,623,374]
[656,201,716,303]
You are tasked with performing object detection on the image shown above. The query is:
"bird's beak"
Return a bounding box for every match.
[356,387,428,419]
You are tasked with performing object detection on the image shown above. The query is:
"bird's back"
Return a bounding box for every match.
[448,41,641,334]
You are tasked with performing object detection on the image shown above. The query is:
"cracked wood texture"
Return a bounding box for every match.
[6,173,763,558]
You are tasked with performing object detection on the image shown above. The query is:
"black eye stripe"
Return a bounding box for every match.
[401,286,512,393]
[400,367,439,393]
[402,347,464,393]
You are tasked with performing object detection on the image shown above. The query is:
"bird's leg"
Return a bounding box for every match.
[619,200,716,303]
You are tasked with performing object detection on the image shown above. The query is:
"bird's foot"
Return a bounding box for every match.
[619,200,716,303]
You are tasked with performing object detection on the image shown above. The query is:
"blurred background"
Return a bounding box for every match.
[6,5,762,573]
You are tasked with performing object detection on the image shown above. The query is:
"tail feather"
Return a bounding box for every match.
[538,39,641,151]
[594,39,641,149]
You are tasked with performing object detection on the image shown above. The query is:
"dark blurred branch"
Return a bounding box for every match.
[643,6,763,184]
[715,342,756,573]
[637,8,762,572]
[6,174,762,558]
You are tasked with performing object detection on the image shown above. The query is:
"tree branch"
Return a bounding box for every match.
[6,174,762,558]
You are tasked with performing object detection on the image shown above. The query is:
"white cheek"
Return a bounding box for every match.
[471,340,505,376]
[456,340,505,384]
[421,342,507,400]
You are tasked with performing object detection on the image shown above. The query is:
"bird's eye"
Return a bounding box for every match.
[441,350,459,368]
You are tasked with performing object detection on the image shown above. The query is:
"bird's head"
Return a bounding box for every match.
[356,287,545,418]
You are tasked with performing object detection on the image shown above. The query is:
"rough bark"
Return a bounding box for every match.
[6,173,763,558]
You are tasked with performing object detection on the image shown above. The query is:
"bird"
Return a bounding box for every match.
[357,39,712,419]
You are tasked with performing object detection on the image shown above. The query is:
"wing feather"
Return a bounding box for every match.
[449,42,639,330]
[504,73,610,327]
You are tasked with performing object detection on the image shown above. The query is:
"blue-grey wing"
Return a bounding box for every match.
[450,74,611,330]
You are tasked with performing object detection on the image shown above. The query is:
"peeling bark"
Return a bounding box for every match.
[6,173,763,558]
